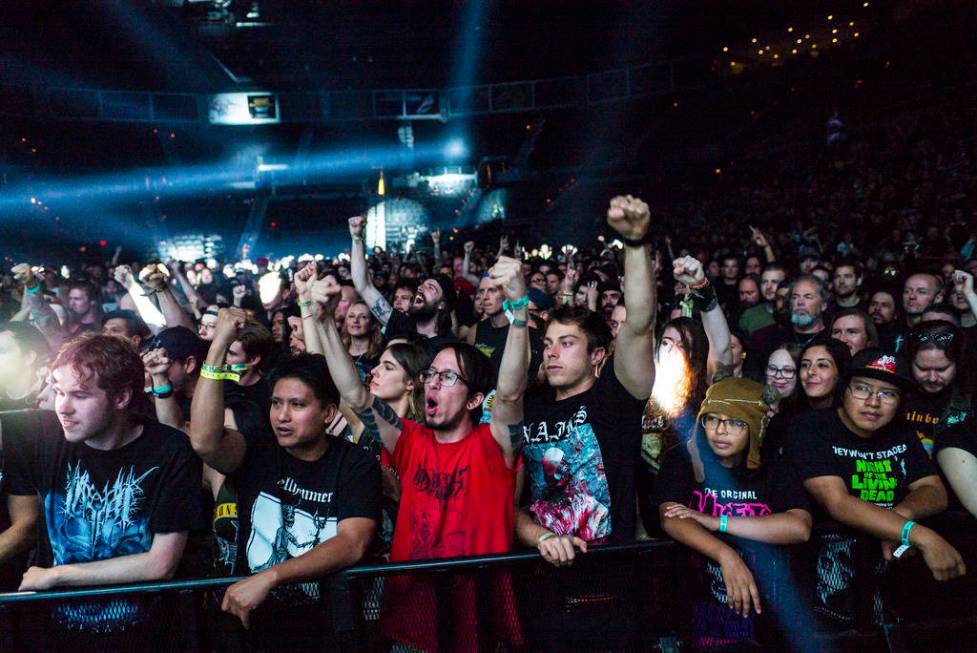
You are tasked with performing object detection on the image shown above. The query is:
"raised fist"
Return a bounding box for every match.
[488,256,527,302]
[431,229,441,244]
[139,264,169,290]
[214,307,248,345]
[953,270,974,297]
[348,215,366,240]
[114,265,135,288]
[11,263,35,288]
[464,240,474,254]
[607,195,650,241]
[293,262,317,299]
[142,348,172,378]
[673,256,706,287]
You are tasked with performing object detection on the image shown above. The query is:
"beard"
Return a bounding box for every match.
[408,294,438,320]
[791,312,815,328]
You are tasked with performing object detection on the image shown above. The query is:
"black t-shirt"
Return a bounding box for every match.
[383,309,457,357]
[0,446,27,591]
[787,409,936,510]
[225,376,272,418]
[1,410,201,632]
[475,320,544,380]
[522,358,646,543]
[653,443,809,646]
[902,387,972,457]
[230,434,381,604]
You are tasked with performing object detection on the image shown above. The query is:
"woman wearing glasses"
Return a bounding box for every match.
[656,377,812,649]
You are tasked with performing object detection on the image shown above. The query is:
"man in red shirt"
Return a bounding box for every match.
[317,255,530,650]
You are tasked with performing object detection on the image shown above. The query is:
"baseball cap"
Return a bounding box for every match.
[151,326,209,361]
[845,348,915,391]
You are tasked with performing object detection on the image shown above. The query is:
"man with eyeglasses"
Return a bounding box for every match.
[789,349,965,597]
[323,255,530,652]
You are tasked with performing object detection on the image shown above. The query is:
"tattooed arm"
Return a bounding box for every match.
[310,294,404,453]
[488,257,530,469]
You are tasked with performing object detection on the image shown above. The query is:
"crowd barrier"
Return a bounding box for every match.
[0,521,975,652]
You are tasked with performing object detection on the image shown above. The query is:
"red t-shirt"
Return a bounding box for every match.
[389,420,515,561]
[382,420,521,651]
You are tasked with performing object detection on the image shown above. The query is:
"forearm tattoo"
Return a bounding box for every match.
[355,395,402,446]
[507,422,525,453]
[370,296,393,325]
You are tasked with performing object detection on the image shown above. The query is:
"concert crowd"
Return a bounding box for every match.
[1,104,977,652]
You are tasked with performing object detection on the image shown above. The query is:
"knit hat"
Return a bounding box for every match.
[694,377,771,475]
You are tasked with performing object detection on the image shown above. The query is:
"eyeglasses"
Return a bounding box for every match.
[766,365,797,380]
[420,368,468,387]
[847,383,900,405]
[913,331,954,347]
[700,414,749,435]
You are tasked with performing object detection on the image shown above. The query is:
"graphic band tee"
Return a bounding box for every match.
[1,410,201,633]
[230,434,381,604]
[788,409,936,510]
[523,360,646,543]
[787,409,937,624]
[382,420,520,652]
[654,443,809,647]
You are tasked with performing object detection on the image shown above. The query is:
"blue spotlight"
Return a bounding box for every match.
[444,139,467,160]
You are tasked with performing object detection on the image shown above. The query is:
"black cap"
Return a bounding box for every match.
[846,348,915,391]
[151,326,208,361]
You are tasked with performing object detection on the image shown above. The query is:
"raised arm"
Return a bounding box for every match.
[12,264,63,349]
[20,531,187,590]
[140,265,195,332]
[432,229,443,268]
[348,215,392,326]
[304,268,403,454]
[293,263,324,356]
[804,475,965,581]
[460,240,481,287]
[488,256,530,468]
[674,256,732,378]
[749,226,776,263]
[114,265,167,334]
[607,196,657,399]
[143,347,185,431]
[168,261,207,316]
[188,308,248,474]
[952,270,977,322]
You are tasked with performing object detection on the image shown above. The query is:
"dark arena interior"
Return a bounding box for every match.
[1,1,976,651]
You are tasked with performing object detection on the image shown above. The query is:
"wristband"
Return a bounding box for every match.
[688,278,710,291]
[537,532,555,544]
[621,235,647,248]
[152,384,173,396]
[688,281,718,313]
[144,386,154,395]
[502,295,530,325]
[201,363,241,382]
[153,388,174,400]
[901,520,916,546]
[297,299,313,308]
[719,514,729,534]
[24,284,41,296]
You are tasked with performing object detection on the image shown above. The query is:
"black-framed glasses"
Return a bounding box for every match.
[913,331,954,347]
[847,382,900,405]
[420,368,468,387]
[765,365,797,380]
[700,414,749,435]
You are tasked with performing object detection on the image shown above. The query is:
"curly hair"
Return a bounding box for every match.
[52,333,144,404]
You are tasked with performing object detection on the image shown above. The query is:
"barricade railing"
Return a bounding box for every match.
[1,527,975,652]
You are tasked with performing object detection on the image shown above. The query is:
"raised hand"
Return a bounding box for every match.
[293,262,317,299]
[431,229,441,245]
[606,195,650,241]
[113,265,136,289]
[139,264,169,290]
[348,215,366,240]
[311,275,342,311]
[488,256,527,302]
[499,234,510,253]
[142,348,173,378]
[673,255,706,287]
[11,263,35,288]
[464,240,474,255]
[749,225,769,249]
[213,307,248,347]
[953,269,974,297]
